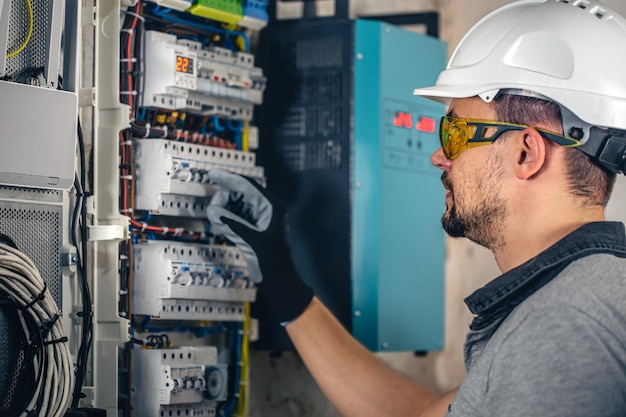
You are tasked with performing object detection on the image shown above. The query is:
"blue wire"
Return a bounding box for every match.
[137,107,147,121]
[194,323,227,337]
[140,316,151,329]
[225,36,234,51]
[140,323,227,335]
[227,119,244,132]
[220,322,242,417]
[213,117,225,132]
[142,326,175,333]
[235,130,242,150]
[153,5,172,13]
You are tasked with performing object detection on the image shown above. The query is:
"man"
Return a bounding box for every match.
[207,0,626,415]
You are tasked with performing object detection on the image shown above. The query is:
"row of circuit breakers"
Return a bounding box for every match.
[124,3,268,416]
[137,31,265,215]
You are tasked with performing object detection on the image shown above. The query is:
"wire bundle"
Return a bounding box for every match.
[0,243,74,417]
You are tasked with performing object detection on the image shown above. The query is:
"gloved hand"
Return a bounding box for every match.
[206,169,313,324]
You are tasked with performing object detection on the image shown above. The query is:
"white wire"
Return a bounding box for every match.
[0,243,74,417]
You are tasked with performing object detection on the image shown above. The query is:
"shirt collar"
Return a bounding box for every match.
[464,221,626,317]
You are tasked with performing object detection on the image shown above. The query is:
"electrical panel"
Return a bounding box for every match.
[256,19,447,352]
[88,0,268,415]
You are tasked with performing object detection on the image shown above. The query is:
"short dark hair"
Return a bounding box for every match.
[492,94,616,207]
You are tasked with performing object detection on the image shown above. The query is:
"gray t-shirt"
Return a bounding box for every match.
[448,253,626,416]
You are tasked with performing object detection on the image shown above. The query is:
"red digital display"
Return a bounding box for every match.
[393,111,413,129]
[416,116,436,134]
[392,112,436,134]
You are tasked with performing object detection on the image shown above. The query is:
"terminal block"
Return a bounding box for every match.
[133,241,256,320]
[240,0,269,30]
[188,0,243,24]
[133,138,265,215]
[131,346,227,417]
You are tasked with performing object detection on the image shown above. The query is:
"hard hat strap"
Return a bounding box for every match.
[579,127,626,174]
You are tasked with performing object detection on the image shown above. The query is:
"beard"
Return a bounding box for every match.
[440,163,507,250]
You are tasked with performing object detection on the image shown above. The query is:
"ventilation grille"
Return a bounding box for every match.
[0,190,64,412]
[270,36,346,172]
[5,0,52,81]
[296,37,343,70]
[556,0,608,19]
[0,186,62,203]
[0,203,62,303]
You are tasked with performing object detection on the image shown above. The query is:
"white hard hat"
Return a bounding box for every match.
[414,0,626,132]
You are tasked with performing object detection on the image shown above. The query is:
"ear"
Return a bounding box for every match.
[513,128,547,180]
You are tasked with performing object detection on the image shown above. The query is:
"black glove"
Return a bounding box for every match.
[206,169,313,324]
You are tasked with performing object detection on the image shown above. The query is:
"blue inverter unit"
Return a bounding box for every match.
[256,18,447,352]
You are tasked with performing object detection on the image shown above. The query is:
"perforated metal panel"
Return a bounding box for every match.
[270,35,347,172]
[5,0,51,81]
[0,186,64,412]
[0,187,63,305]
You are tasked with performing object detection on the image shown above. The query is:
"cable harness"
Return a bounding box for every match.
[0,243,73,417]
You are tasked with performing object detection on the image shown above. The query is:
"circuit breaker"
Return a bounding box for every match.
[131,346,228,417]
[256,19,447,352]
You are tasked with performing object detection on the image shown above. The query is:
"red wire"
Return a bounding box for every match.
[129,219,210,240]
[121,3,211,242]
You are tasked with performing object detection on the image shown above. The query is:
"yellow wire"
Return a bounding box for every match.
[242,121,249,153]
[233,302,250,417]
[6,0,33,58]
[235,36,246,52]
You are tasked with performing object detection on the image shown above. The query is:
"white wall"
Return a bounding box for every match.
[249,2,626,416]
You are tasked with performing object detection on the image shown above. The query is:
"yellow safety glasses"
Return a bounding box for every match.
[439,116,582,160]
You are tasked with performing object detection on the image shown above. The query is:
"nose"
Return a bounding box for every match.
[431,147,452,171]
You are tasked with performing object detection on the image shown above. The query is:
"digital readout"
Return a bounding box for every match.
[175,56,194,74]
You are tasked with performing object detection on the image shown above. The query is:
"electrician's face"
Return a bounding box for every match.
[431,98,508,250]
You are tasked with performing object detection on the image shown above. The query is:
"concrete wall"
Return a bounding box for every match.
[248,1,626,416]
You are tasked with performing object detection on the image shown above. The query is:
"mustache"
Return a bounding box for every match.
[441,173,453,192]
